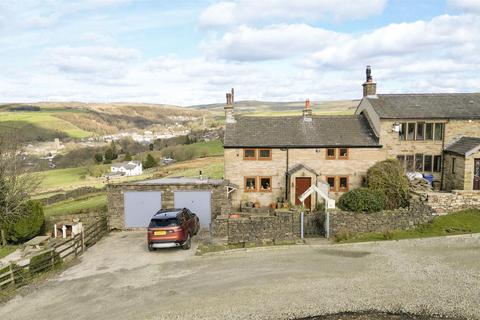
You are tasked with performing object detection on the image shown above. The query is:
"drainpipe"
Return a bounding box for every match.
[440,121,447,190]
[285,148,289,202]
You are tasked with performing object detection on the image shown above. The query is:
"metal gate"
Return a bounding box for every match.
[124,191,162,228]
[174,191,211,228]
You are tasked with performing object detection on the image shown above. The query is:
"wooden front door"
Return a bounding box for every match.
[474,159,480,190]
[295,177,312,209]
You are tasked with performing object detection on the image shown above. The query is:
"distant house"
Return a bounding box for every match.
[111,161,143,176]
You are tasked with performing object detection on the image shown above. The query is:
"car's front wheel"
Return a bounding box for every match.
[182,234,191,250]
[148,244,154,252]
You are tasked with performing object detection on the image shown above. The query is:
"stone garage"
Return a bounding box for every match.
[107,178,231,230]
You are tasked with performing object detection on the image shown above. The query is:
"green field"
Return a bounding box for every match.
[33,166,90,191]
[183,140,224,157]
[43,193,107,217]
[337,209,480,243]
[0,112,92,139]
[167,161,224,179]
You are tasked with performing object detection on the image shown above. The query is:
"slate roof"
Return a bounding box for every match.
[365,93,480,119]
[444,137,480,157]
[223,115,380,148]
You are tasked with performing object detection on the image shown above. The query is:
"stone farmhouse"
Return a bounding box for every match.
[110,160,143,177]
[223,67,480,210]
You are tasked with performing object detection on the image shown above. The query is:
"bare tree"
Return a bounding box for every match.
[0,128,40,245]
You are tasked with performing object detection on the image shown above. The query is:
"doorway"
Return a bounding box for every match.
[474,159,480,190]
[295,177,312,209]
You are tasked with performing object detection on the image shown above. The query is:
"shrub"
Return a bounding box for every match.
[366,159,410,209]
[94,153,103,163]
[338,187,387,213]
[7,201,45,243]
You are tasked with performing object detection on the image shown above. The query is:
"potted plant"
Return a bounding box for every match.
[254,200,260,208]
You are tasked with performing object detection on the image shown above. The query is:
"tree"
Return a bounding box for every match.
[124,152,132,161]
[94,153,103,163]
[0,130,40,245]
[143,154,158,169]
[149,143,154,151]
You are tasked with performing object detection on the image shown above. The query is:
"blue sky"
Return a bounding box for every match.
[1,0,479,105]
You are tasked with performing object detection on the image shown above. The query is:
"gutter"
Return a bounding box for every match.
[285,148,289,202]
[440,121,447,190]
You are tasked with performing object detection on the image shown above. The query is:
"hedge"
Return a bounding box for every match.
[338,187,387,213]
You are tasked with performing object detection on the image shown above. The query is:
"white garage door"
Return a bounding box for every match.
[124,191,162,228]
[174,191,211,228]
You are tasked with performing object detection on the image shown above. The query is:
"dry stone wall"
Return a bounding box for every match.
[329,203,434,236]
[426,190,480,215]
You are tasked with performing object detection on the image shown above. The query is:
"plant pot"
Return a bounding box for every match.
[254,202,260,208]
[270,202,277,209]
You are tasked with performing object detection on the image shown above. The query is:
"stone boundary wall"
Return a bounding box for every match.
[40,187,105,206]
[426,190,480,215]
[329,203,434,236]
[45,210,107,233]
[212,211,301,244]
[211,211,323,244]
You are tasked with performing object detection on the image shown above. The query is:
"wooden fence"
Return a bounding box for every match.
[0,216,108,291]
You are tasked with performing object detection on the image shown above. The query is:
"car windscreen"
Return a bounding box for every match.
[149,218,179,228]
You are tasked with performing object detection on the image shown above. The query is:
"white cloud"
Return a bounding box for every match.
[203,24,348,61]
[448,0,480,13]
[199,0,387,28]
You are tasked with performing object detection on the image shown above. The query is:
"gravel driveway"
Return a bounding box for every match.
[0,232,479,320]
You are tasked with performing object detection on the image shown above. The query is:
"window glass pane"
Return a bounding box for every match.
[327,177,335,190]
[406,155,414,171]
[415,154,424,171]
[244,149,255,158]
[396,155,406,170]
[339,148,348,158]
[339,177,348,189]
[399,123,406,140]
[416,122,425,140]
[452,158,456,174]
[245,177,256,190]
[433,155,442,172]
[434,123,443,140]
[425,123,433,140]
[407,123,415,140]
[424,155,432,172]
[259,149,271,158]
[260,178,271,191]
[327,148,335,158]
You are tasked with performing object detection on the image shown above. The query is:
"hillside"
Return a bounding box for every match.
[190,99,359,116]
[0,102,211,142]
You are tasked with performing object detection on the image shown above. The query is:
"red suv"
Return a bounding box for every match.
[147,208,200,251]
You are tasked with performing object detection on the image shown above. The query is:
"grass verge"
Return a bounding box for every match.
[336,209,480,243]
[0,246,17,259]
[43,193,107,217]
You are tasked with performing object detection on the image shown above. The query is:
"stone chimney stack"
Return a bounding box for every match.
[362,65,377,97]
[224,88,236,123]
[303,98,312,121]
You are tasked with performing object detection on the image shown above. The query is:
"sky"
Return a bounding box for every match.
[1,0,479,106]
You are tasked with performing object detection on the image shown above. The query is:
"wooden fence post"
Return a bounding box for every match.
[10,264,15,286]
[81,227,85,254]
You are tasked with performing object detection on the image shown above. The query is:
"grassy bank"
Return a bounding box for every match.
[0,246,17,259]
[337,209,480,243]
[43,193,107,217]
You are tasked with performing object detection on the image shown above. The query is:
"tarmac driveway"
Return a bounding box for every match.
[0,232,479,320]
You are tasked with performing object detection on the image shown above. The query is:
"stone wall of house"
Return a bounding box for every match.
[329,203,434,236]
[224,147,384,209]
[443,153,466,191]
[107,182,228,230]
[426,190,480,215]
